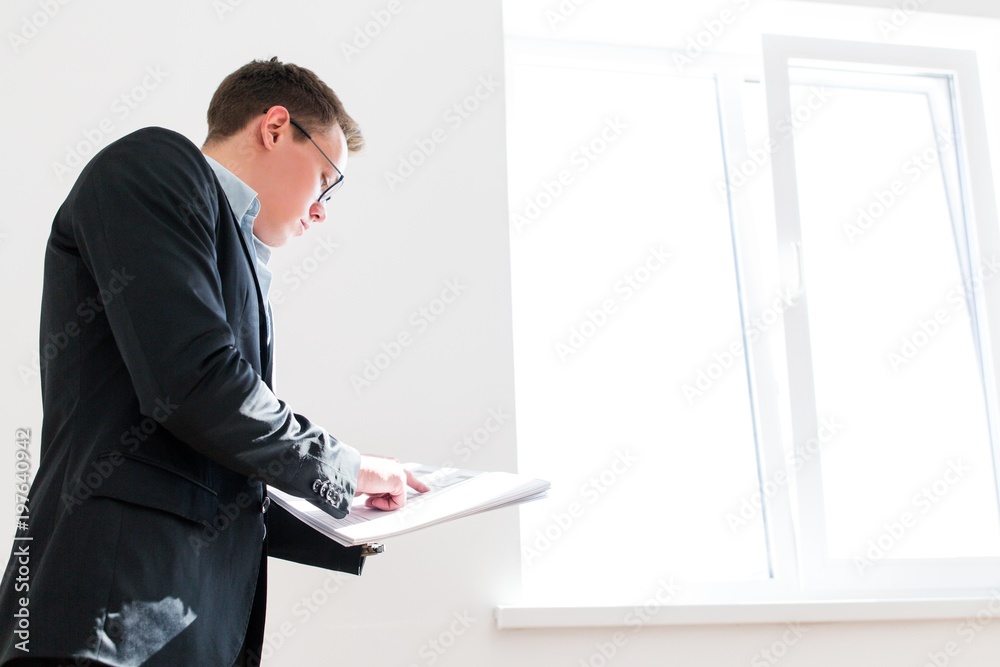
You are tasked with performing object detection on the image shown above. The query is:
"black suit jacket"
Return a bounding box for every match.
[0,127,366,667]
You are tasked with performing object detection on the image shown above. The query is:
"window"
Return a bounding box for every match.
[505,31,1000,607]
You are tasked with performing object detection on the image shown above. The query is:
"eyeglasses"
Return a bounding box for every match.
[263,110,344,203]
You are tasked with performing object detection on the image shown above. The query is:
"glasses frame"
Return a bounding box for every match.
[262,109,345,203]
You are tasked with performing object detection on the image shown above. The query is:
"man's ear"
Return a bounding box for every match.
[259,107,292,151]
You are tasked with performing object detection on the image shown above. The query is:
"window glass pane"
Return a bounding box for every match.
[507,59,770,603]
[784,68,1000,560]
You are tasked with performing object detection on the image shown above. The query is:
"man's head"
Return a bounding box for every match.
[202,57,364,247]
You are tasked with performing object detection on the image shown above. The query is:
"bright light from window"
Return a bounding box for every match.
[507,60,771,604]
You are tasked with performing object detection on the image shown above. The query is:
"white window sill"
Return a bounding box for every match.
[495,597,1000,629]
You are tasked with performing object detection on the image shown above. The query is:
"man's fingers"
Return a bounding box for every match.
[357,456,428,511]
[406,469,430,493]
[365,493,403,511]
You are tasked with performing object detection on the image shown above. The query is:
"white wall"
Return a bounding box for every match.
[3,0,1000,665]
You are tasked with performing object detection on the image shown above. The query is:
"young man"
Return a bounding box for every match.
[0,58,427,667]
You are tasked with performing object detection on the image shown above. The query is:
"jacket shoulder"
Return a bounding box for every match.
[86,126,216,184]
[68,126,221,225]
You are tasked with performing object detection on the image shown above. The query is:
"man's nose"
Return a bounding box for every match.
[309,201,327,224]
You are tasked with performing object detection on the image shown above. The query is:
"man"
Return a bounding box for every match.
[0,57,427,667]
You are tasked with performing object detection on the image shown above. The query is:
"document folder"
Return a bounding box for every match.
[268,463,550,547]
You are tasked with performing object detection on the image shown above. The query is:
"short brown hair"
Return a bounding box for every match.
[204,57,364,152]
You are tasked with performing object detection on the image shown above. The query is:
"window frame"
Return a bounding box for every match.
[761,34,1000,592]
[500,34,1000,621]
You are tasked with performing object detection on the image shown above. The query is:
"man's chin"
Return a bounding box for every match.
[264,228,296,247]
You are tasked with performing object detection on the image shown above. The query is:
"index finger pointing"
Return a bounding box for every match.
[406,469,430,493]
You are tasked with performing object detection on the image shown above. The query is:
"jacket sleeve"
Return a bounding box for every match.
[69,128,360,519]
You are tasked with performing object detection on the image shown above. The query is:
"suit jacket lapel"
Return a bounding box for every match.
[263,303,274,389]
[221,194,271,381]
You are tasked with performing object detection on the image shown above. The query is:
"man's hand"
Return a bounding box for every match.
[356,455,430,511]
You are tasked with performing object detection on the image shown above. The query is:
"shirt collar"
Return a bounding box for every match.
[202,154,270,265]
[202,153,258,219]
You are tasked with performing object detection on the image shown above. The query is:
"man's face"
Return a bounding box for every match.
[247,111,348,247]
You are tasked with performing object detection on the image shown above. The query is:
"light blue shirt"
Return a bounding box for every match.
[202,154,273,349]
